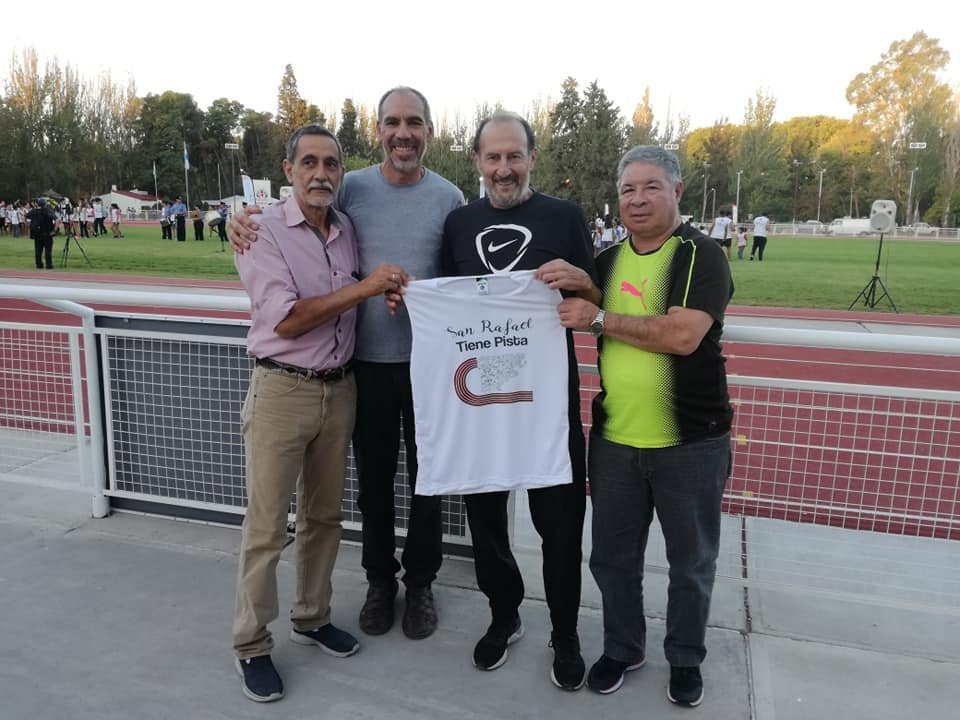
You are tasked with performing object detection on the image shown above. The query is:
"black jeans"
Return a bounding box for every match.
[176,216,186,241]
[193,219,204,240]
[750,235,768,260]
[352,361,442,588]
[464,414,586,634]
[34,235,53,268]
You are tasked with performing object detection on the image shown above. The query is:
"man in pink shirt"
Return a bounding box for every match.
[232,125,406,703]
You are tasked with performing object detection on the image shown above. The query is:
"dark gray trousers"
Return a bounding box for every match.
[589,432,730,667]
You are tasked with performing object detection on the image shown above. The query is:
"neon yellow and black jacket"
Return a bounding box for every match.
[592,223,734,449]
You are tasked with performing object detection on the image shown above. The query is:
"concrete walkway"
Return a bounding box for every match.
[1,481,957,720]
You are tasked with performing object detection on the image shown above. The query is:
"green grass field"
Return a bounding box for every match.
[727,236,958,315]
[0,224,238,279]
[0,226,956,314]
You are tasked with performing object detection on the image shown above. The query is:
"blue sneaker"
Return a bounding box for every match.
[290,623,360,657]
[235,655,283,703]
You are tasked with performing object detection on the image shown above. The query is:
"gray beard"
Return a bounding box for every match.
[486,183,530,210]
[388,153,422,174]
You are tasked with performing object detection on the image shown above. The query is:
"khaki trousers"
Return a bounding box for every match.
[232,365,356,658]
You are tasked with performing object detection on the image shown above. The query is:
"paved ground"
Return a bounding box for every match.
[1,481,957,720]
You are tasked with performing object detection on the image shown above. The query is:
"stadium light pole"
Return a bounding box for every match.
[709,187,717,220]
[906,166,918,226]
[816,168,826,223]
[735,170,743,217]
[700,162,710,224]
[225,142,240,216]
[791,159,801,222]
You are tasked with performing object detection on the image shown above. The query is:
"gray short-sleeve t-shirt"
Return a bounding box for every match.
[339,165,464,362]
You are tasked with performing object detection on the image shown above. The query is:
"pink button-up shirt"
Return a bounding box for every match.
[236,199,359,371]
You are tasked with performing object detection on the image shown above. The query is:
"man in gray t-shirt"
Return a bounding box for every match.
[230,87,463,642]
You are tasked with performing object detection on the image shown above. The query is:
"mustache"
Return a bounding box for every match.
[307,181,336,192]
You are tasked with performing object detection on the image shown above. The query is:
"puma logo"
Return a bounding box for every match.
[621,279,648,310]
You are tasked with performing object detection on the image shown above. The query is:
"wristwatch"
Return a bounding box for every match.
[589,309,606,337]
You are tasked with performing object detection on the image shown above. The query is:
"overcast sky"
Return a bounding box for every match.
[6,1,958,132]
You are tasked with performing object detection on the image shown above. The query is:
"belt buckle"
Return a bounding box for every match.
[319,366,341,382]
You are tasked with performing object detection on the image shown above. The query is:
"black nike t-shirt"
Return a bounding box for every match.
[440,192,598,428]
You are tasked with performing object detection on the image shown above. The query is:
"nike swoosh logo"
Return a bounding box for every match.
[475,224,532,273]
[487,238,518,252]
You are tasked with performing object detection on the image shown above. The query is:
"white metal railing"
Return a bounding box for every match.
[767,222,960,241]
[1,284,958,612]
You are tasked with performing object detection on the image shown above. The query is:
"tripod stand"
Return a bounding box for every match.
[61,234,93,268]
[848,232,897,312]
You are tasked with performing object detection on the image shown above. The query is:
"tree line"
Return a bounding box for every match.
[1,32,957,226]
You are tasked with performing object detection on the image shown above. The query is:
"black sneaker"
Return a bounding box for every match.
[359,579,398,635]
[586,654,646,694]
[289,623,360,657]
[402,585,438,639]
[472,615,524,671]
[235,655,284,703]
[549,632,586,690]
[667,665,704,707]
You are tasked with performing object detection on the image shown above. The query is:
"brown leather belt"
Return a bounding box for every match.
[256,357,353,382]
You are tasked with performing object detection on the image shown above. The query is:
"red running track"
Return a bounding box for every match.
[3,273,959,539]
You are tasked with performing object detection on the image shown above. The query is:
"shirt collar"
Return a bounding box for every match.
[283,199,343,240]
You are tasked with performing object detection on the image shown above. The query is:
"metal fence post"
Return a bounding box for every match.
[35,300,109,518]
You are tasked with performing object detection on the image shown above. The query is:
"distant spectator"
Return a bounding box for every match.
[61,199,76,239]
[92,198,105,236]
[750,213,770,261]
[217,202,229,242]
[171,196,187,241]
[110,203,124,238]
[191,206,204,241]
[613,218,627,244]
[161,200,173,239]
[601,214,614,249]
[0,200,6,235]
[26,198,56,269]
[9,200,22,237]
[708,209,733,261]
[77,200,90,238]
[736,225,748,259]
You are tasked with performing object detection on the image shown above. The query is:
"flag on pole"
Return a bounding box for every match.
[152,161,158,183]
[241,174,255,205]
[183,141,190,171]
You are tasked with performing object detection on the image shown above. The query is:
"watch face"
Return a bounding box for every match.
[590,310,605,337]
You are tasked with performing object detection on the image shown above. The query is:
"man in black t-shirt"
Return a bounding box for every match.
[26,198,56,269]
[440,113,600,691]
[555,146,733,708]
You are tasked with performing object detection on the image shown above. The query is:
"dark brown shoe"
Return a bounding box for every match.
[358,579,398,635]
[402,585,438,639]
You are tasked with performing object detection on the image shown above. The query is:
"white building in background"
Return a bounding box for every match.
[90,186,159,216]
[204,179,278,215]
